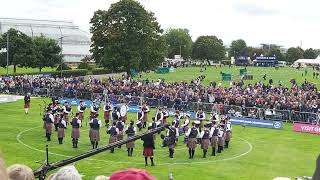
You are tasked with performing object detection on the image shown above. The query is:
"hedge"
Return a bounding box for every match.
[92,68,112,75]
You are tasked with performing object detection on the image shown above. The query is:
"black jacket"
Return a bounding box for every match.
[141,134,155,149]
[313,154,320,180]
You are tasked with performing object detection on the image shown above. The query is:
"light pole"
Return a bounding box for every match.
[58,36,67,77]
[6,33,9,76]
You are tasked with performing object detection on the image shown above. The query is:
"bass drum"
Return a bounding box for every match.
[120,105,128,117]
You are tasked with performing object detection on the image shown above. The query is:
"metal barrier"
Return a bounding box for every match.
[291,111,319,124]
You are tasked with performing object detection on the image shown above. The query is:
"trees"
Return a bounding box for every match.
[303,48,318,59]
[0,28,36,73]
[33,35,62,72]
[229,39,247,57]
[90,0,166,74]
[192,36,225,65]
[286,47,304,63]
[267,47,286,62]
[164,28,193,59]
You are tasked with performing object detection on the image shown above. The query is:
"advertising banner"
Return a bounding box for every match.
[293,122,320,135]
[59,98,93,108]
[229,117,283,129]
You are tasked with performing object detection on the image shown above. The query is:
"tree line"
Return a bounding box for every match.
[0,28,62,73]
[91,0,319,74]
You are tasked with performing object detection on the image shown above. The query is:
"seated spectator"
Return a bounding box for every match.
[51,165,81,180]
[109,169,155,180]
[7,164,34,180]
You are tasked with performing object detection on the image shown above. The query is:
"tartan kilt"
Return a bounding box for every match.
[109,136,117,144]
[24,102,30,108]
[71,128,80,139]
[54,116,59,124]
[117,131,124,141]
[143,147,154,157]
[218,137,225,146]
[225,131,232,141]
[90,129,100,141]
[201,139,210,150]
[126,140,135,148]
[142,113,148,123]
[104,111,110,120]
[187,138,197,149]
[163,117,167,124]
[211,136,218,147]
[57,128,65,138]
[45,123,53,134]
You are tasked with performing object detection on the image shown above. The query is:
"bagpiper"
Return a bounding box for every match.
[62,102,72,125]
[196,109,206,131]
[116,120,125,149]
[210,121,219,156]
[77,100,86,126]
[89,114,101,149]
[112,107,120,124]
[141,133,155,166]
[57,114,67,144]
[225,117,232,148]
[136,107,144,131]
[182,115,190,143]
[142,103,150,128]
[107,122,119,153]
[200,122,211,158]
[103,101,112,128]
[167,122,179,158]
[217,124,225,153]
[125,121,136,156]
[44,109,54,141]
[71,113,81,148]
[186,121,200,159]
[90,101,100,119]
[162,106,169,124]
[155,108,164,123]
[24,93,31,114]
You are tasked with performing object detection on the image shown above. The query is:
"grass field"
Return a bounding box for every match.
[0,98,318,180]
[137,66,319,88]
[0,66,56,75]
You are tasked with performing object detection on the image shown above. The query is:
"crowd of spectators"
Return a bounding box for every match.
[0,75,319,115]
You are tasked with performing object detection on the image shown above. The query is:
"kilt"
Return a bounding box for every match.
[211,136,218,147]
[24,102,30,108]
[104,111,110,120]
[187,138,197,149]
[163,117,167,124]
[109,136,117,144]
[225,131,232,141]
[142,113,148,123]
[126,139,135,148]
[63,113,69,122]
[218,137,224,146]
[78,112,84,121]
[90,129,100,141]
[143,147,154,157]
[71,128,80,139]
[45,123,53,134]
[57,128,65,138]
[54,116,59,124]
[201,139,210,150]
[117,131,124,141]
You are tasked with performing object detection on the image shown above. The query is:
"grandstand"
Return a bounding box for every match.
[0,18,91,66]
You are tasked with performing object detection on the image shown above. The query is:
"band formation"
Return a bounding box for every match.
[26,95,232,166]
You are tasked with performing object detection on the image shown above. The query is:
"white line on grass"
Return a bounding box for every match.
[17,127,253,166]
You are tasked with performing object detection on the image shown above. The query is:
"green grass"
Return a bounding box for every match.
[137,66,319,88]
[0,98,318,180]
[0,66,56,75]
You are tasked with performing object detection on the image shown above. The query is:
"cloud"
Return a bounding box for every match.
[232,2,277,16]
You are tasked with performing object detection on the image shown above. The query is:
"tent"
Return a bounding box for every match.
[293,57,320,66]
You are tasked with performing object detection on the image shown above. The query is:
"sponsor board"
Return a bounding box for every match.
[0,96,17,103]
[229,117,283,129]
[293,122,320,135]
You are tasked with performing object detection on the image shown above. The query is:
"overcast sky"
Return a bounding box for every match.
[1,0,320,49]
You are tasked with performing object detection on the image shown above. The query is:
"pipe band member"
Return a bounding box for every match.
[200,122,211,158]
[24,93,31,114]
[136,107,144,131]
[116,120,125,149]
[71,113,81,148]
[62,102,72,124]
[141,133,155,166]
[107,122,119,153]
[125,121,136,156]
[77,100,86,125]
[103,102,112,128]
[44,109,54,142]
[142,103,150,128]
[57,115,67,144]
[89,114,101,149]
[186,121,200,159]
[167,122,179,158]
[210,121,219,156]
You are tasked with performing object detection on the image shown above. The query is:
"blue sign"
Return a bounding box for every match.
[256,56,277,61]
[167,108,196,119]
[229,117,283,129]
[59,98,93,108]
[127,106,140,113]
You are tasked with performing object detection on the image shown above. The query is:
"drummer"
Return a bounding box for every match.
[119,103,128,124]
[142,103,150,128]
[90,101,100,119]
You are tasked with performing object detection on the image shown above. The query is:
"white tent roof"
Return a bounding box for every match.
[294,58,320,65]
